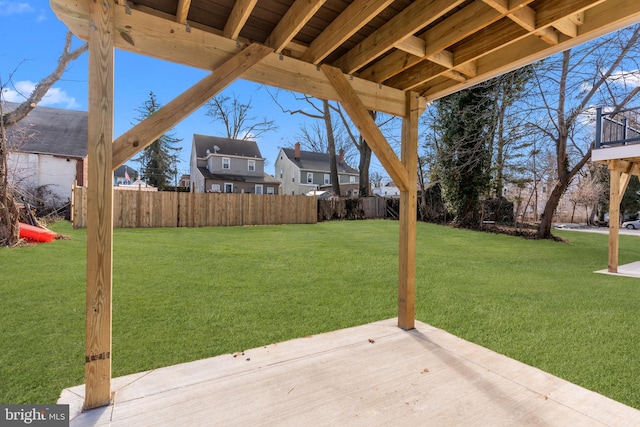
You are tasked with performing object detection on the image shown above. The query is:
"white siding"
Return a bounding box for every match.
[8,152,78,201]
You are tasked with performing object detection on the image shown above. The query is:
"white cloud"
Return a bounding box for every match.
[608,69,640,86]
[2,80,80,109]
[0,2,34,15]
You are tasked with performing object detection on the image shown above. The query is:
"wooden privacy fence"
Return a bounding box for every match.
[71,186,317,228]
[317,197,393,221]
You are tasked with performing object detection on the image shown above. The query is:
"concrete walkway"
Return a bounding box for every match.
[59,319,640,426]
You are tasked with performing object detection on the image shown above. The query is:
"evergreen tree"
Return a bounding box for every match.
[432,84,494,228]
[134,92,182,190]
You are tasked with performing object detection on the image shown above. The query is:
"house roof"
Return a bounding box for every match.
[197,167,279,184]
[282,148,358,175]
[193,134,263,159]
[3,101,88,158]
[114,164,138,178]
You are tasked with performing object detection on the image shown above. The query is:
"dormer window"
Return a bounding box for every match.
[248,159,255,171]
[222,157,230,169]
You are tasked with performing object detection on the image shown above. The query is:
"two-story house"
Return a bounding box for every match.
[275,142,359,196]
[190,134,279,194]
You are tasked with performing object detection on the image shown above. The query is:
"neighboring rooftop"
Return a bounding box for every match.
[3,101,88,158]
[282,147,358,175]
[193,134,262,159]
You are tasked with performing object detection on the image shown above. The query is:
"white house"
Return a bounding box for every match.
[275,142,359,196]
[373,182,400,197]
[5,102,87,205]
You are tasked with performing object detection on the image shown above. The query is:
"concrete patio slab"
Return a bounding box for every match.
[595,261,640,278]
[59,319,640,426]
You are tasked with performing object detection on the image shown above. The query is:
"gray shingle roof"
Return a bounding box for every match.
[193,134,262,158]
[3,101,88,158]
[282,148,358,174]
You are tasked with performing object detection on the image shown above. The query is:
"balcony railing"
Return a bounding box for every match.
[595,106,640,148]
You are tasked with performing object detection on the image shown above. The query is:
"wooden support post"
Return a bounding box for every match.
[398,92,419,330]
[607,160,637,273]
[608,163,621,273]
[85,0,114,409]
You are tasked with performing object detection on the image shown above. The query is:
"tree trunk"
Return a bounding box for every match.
[323,100,340,196]
[0,188,20,246]
[358,140,372,196]
[0,116,19,246]
[537,182,564,238]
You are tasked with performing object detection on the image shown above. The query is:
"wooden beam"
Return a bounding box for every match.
[175,0,191,25]
[358,0,532,83]
[300,0,393,64]
[395,36,426,57]
[265,0,326,53]
[418,0,640,101]
[553,17,579,37]
[223,0,258,40]
[112,44,273,168]
[321,64,409,192]
[385,61,447,91]
[49,0,415,117]
[608,161,621,273]
[535,0,606,29]
[483,0,536,31]
[85,0,114,410]
[398,91,419,330]
[333,0,465,74]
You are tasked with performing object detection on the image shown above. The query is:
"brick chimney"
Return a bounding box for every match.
[295,142,301,159]
[339,148,344,165]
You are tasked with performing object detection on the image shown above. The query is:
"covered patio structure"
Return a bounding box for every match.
[51,0,640,420]
[592,106,640,274]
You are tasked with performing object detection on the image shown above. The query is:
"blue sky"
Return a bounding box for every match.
[0,1,324,178]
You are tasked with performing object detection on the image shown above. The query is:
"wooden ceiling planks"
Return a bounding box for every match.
[51,0,640,106]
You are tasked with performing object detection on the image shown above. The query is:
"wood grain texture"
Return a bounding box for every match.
[398,92,419,330]
[85,0,114,410]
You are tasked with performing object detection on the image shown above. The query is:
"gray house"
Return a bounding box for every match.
[4,101,88,203]
[189,134,279,194]
[275,142,359,196]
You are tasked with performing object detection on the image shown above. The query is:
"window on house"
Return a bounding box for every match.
[222,157,230,169]
[324,174,330,185]
[211,184,220,192]
[248,159,255,171]
[279,168,283,179]
[224,183,233,193]
[292,171,295,182]
[307,172,313,183]
[349,176,355,183]
[255,184,263,194]
[267,187,275,195]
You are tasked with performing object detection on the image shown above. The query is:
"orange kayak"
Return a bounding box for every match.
[19,222,57,243]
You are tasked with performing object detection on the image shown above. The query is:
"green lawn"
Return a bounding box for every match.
[1,220,640,409]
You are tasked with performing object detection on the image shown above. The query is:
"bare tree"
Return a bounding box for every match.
[0,32,87,246]
[271,93,342,195]
[270,89,396,196]
[528,25,640,238]
[333,107,398,196]
[205,93,277,140]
